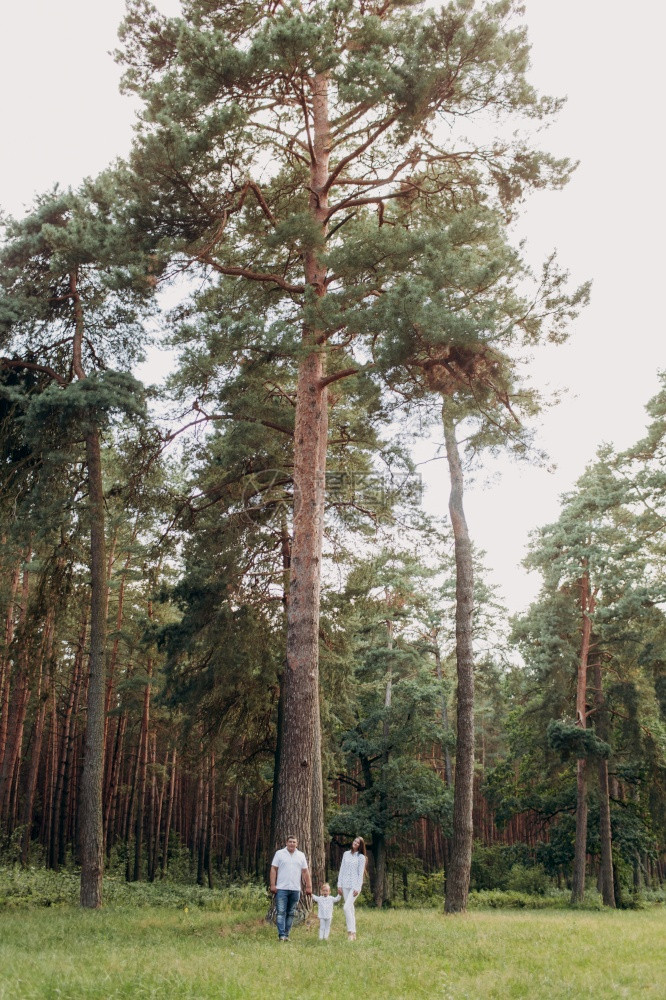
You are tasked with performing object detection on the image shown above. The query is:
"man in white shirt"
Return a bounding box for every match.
[269,835,312,941]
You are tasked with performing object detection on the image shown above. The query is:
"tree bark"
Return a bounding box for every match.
[104,711,127,853]
[66,271,109,907]
[21,611,54,864]
[570,569,593,904]
[0,558,30,828]
[79,427,109,908]
[0,560,21,789]
[133,659,153,882]
[442,408,475,915]
[372,833,387,908]
[273,71,330,863]
[161,747,177,877]
[593,656,615,907]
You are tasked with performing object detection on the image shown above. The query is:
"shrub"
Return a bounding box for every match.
[470,842,543,891]
[0,866,267,911]
[506,863,550,895]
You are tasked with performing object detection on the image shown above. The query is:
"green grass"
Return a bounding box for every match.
[1,903,664,999]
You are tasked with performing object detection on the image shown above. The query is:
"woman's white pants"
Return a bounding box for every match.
[340,888,357,933]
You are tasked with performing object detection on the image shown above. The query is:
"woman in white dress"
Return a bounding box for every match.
[336,836,367,940]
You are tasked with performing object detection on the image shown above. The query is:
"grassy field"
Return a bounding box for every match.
[0,902,664,999]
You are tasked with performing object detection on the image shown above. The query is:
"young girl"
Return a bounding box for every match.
[311,883,342,940]
[337,836,367,941]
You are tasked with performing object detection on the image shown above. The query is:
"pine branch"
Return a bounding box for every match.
[198,253,305,294]
[0,357,68,387]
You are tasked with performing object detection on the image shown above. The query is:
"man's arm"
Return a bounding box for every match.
[302,865,312,895]
[269,865,278,894]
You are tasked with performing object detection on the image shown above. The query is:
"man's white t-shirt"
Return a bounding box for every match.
[271,847,309,890]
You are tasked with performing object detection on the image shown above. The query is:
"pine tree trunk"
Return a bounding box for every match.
[570,569,593,904]
[21,612,54,864]
[593,656,615,907]
[124,728,143,879]
[162,747,177,877]
[273,72,330,861]
[198,766,209,887]
[207,756,216,889]
[65,646,85,864]
[0,560,21,790]
[228,784,238,876]
[0,559,30,828]
[103,535,135,795]
[443,408,475,915]
[104,711,127,853]
[372,833,387,908]
[79,428,109,908]
[0,669,29,832]
[147,733,157,882]
[133,662,152,882]
[42,683,58,853]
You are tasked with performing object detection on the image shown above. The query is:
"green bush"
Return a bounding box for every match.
[506,863,550,895]
[470,842,545,891]
[0,865,268,911]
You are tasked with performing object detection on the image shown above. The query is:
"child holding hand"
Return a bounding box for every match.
[311,883,342,940]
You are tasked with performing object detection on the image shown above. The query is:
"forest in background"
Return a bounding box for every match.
[0,0,664,911]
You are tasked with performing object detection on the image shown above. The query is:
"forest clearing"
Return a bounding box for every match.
[1,8,665,993]
[1,886,665,1000]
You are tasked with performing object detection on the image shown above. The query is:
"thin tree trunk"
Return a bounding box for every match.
[67,274,109,908]
[594,655,615,907]
[151,747,168,881]
[0,560,21,787]
[571,569,593,904]
[124,724,143,879]
[198,764,209,887]
[147,732,157,882]
[207,755,215,889]
[79,427,108,908]
[443,408,475,915]
[228,784,238,876]
[0,558,31,827]
[372,833,387,908]
[133,659,153,882]
[50,614,86,868]
[104,711,127,854]
[373,618,394,908]
[103,532,136,802]
[70,665,89,858]
[21,611,54,864]
[161,747,177,877]
[42,681,58,853]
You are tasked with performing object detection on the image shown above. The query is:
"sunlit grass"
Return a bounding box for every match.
[1,902,664,999]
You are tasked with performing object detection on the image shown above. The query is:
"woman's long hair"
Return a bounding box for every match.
[353,836,367,882]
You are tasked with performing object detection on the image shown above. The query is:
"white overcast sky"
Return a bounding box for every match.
[1,1,665,614]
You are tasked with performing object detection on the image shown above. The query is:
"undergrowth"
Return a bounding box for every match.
[0,866,267,911]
